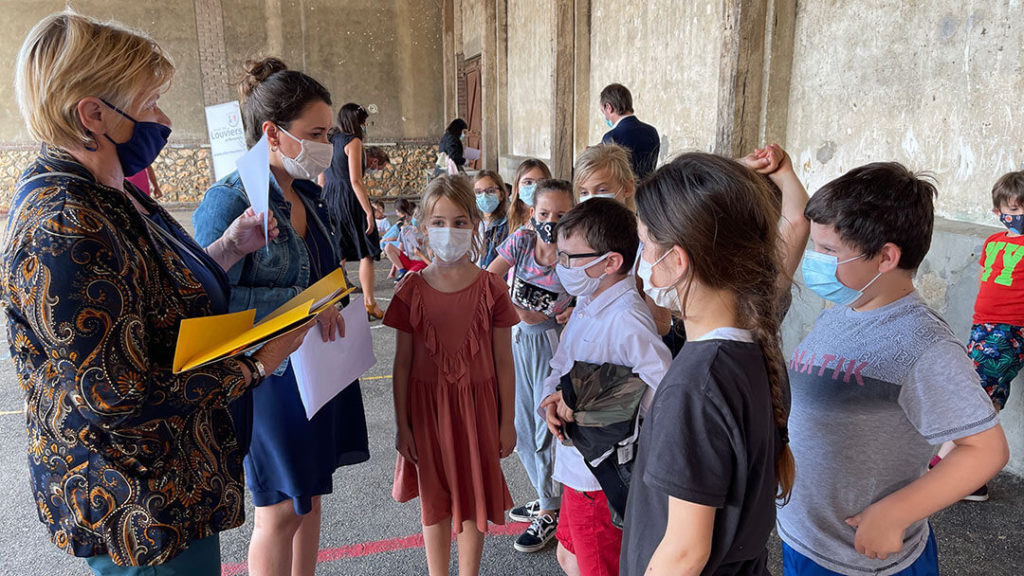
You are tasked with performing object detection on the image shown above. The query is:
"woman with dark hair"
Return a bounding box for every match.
[193,58,369,576]
[436,118,469,175]
[322,102,386,318]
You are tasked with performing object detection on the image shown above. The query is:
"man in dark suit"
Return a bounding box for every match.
[599,83,660,179]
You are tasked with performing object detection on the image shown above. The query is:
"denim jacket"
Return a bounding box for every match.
[1,146,251,566]
[193,171,341,373]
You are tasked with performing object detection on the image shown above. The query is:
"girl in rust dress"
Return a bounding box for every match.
[383,175,518,576]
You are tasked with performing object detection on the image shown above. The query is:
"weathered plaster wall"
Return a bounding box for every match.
[462,0,483,58]
[783,218,1024,476]
[787,1,1024,226]
[222,0,444,142]
[507,0,554,158]
[587,0,723,160]
[0,0,206,143]
[1,1,444,211]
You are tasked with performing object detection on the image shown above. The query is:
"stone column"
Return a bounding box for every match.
[482,0,499,168]
[714,0,769,158]
[442,0,458,121]
[551,1,575,179]
[572,0,592,160]
[193,0,232,106]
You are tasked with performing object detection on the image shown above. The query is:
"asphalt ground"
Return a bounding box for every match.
[0,209,1022,575]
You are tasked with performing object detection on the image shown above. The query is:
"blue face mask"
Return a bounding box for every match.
[100,98,171,177]
[476,192,500,214]
[605,118,614,128]
[1000,213,1024,234]
[518,182,537,206]
[801,250,882,307]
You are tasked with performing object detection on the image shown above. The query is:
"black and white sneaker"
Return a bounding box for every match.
[508,499,541,523]
[963,484,990,502]
[514,513,557,553]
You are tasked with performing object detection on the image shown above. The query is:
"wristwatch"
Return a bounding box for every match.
[250,356,267,384]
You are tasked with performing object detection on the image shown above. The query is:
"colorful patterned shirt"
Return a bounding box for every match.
[0,146,252,566]
[496,228,573,317]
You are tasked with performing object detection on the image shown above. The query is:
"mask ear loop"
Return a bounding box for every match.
[83,130,98,152]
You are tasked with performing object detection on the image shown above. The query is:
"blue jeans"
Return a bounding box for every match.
[86,534,220,576]
[783,527,938,576]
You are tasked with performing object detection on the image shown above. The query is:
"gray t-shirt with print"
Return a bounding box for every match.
[776,292,998,576]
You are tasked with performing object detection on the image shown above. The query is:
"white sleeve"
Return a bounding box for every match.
[538,322,575,416]
[620,310,673,415]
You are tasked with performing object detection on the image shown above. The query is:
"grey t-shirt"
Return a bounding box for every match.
[777,292,998,575]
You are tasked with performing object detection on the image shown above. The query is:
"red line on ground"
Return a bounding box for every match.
[221,522,529,575]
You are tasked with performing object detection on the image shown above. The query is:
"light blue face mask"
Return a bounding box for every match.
[605,118,614,128]
[518,182,537,207]
[801,250,882,307]
[476,192,500,214]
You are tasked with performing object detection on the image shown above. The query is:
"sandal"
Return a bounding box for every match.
[366,302,385,320]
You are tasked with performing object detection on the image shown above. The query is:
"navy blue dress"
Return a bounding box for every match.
[142,200,256,457]
[243,211,371,514]
[323,132,382,261]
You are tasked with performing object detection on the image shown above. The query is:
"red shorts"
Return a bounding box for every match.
[397,252,427,272]
[555,487,621,576]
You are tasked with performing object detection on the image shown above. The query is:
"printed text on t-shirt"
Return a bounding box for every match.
[789,348,870,386]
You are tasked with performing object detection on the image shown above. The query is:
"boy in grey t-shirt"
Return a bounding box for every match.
[778,162,1008,576]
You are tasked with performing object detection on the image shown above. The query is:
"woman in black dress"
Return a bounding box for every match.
[436,118,468,175]
[322,103,384,318]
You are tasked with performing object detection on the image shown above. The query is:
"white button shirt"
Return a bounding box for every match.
[539,277,672,491]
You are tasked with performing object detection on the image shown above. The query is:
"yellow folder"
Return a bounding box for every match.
[172,268,354,373]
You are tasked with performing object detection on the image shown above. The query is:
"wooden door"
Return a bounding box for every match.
[462,56,482,170]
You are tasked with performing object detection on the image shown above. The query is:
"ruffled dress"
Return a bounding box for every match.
[383,270,520,532]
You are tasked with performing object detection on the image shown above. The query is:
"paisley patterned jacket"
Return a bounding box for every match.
[0,146,252,566]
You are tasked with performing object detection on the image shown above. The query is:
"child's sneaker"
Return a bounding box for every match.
[513,513,557,553]
[963,484,990,502]
[508,499,540,523]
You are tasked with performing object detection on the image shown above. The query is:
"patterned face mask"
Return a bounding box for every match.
[531,217,557,244]
[1000,213,1024,234]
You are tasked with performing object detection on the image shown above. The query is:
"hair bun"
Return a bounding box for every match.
[239,57,288,98]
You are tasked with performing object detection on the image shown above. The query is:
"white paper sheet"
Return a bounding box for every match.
[235,133,271,251]
[464,146,482,161]
[291,302,377,420]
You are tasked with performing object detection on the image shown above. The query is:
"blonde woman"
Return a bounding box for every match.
[5,12,308,574]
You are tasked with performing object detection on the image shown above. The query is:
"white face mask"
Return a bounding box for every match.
[636,247,682,312]
[556,252,611,297]
[580,192,617,203]
[428,226,474,263]
[277,126,334,180]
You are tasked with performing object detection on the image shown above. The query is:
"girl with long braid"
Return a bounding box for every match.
[620,153,795,575]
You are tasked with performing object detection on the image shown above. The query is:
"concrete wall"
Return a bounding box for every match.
[0,1,445,209]
[506,0,554,158]
[586,0,723,157]
[786,1,1024,226]
[782,218,1024,476]
[462,0,483,58]
[219,0,444,142]
[0,0,207,144]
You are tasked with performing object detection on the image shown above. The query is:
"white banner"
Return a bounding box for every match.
[204,101,248,181]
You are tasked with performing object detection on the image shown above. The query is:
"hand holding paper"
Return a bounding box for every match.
[291,301,377,420]
[235,133,271,251]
